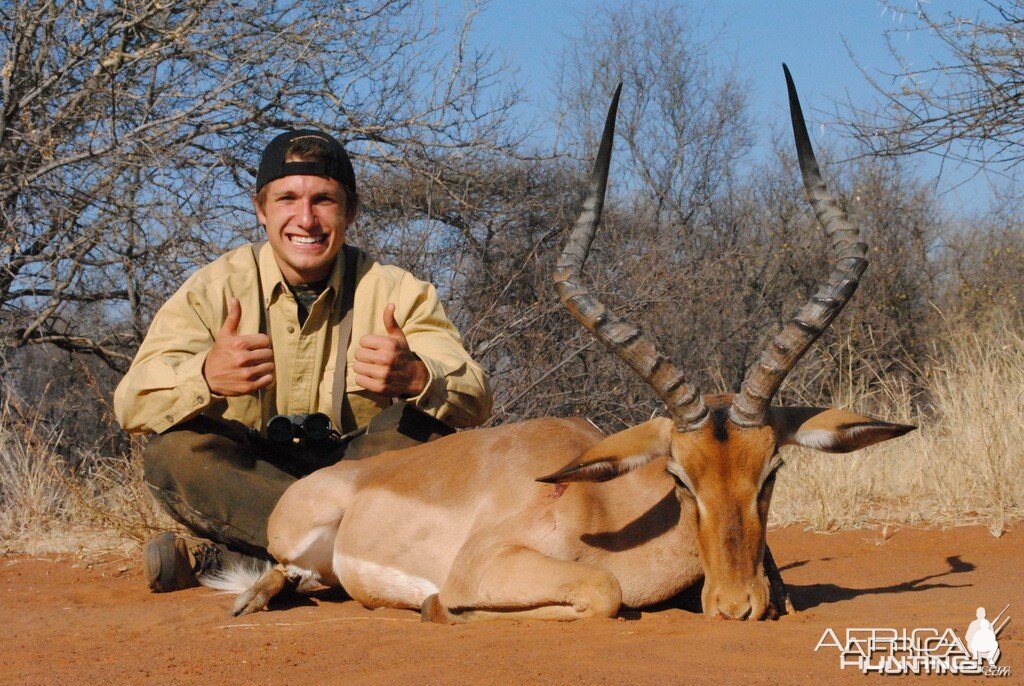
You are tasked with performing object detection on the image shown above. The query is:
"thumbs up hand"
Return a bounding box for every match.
[354,303,428,397]
[382,302,407,344]
[203,298,275,396]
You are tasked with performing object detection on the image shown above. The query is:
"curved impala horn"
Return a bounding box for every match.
[554,84,708,432]
[730,65,869,428]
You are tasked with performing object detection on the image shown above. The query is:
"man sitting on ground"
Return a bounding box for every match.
[114,129,491,592]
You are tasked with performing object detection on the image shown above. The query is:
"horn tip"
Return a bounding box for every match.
[609,83,623,112]
[784,64,798,96]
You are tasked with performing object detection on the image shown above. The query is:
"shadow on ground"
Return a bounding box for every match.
[787,555,975,611]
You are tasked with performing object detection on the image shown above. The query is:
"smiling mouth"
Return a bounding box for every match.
[287,234,327,246]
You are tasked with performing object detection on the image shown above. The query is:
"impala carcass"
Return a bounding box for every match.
[219,66,915,622]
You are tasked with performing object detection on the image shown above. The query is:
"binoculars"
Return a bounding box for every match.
[266,412,334,443]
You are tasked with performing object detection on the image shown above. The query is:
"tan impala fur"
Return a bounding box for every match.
[226,69,916,622]
[262,417,700,620]
[229,397,911,622]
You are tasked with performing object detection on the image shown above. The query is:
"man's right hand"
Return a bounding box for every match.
[203,298,274,396]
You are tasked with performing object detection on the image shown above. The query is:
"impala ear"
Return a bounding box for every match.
[772,407,915,454]
[537,417,674,483]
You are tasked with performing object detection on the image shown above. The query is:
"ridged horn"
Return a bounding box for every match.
[554,84,708,432]
[730,65,869,427]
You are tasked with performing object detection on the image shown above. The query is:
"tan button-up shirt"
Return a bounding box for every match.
[114,243,491,434]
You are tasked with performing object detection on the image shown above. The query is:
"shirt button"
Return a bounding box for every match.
[287,325,295,333]
[164,414,174,423]
[195,394,204,405]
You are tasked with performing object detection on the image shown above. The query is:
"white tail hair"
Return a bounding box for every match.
[200,558,273,595]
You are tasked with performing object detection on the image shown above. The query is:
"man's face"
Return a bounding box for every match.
[254,174,349,284]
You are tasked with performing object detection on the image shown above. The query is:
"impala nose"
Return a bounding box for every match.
[713,594,754,620]
[719,602,752,620]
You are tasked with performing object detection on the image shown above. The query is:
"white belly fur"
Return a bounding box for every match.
[282,524,340,585]
[333,552,439,608]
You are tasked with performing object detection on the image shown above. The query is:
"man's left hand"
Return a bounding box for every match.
[353,303,429,398]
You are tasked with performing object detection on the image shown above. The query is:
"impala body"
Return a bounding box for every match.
[221,67,914,622]
[267,417,696,620]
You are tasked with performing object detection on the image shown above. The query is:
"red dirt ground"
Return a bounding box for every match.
[1,525,1020,685]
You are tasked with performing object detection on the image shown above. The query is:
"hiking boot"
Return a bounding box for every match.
[143,532,224,593]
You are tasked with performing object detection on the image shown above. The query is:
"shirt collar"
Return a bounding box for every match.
[257,242,344,307]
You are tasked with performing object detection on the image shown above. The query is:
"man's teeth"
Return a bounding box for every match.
[289,235,326,245]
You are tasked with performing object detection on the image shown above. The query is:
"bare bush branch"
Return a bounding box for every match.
[842,1,1024,172]
[0,0,522,371]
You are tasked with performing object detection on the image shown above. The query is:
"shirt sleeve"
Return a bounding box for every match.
[113,274,218,434]
[392,271,492,428]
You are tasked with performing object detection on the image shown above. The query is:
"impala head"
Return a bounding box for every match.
[539,67,915,621]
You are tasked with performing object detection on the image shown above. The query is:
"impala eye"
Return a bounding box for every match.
[667,464,696,495]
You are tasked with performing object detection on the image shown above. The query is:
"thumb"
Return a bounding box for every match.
[383,303,405,340]
[219,297,242,338]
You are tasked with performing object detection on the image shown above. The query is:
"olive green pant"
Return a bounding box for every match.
[143,402,453,559]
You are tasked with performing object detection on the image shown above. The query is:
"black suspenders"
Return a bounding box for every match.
[333,245,359,427]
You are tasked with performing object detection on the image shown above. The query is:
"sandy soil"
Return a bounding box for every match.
[1,525,1020,685]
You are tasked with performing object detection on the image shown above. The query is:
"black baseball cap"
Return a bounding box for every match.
[255,129,356,195]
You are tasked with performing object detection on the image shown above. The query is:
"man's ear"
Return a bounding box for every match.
[252,193,267,225]
[344,192,361,224]
[771,407,916,454]
[537,417,674,483]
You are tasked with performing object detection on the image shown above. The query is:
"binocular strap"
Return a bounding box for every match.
[250,242,273,431]
[332,245,359,431]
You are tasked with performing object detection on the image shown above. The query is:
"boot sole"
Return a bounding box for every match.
[143,532,190,593]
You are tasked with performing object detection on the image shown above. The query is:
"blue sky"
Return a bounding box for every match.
[450,1,1002,213]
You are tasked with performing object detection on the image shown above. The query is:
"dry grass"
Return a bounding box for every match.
[0,398,173,555]
[771,315,1024,534]
[1,317,1021,554]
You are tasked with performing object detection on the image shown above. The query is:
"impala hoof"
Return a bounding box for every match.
[232,586,270,616]
[420,594,457,624]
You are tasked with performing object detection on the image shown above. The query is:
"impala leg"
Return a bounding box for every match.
[265,463,358,587]
[232,564,297,616]
[763,545,794,618]
[425,546,622,624]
